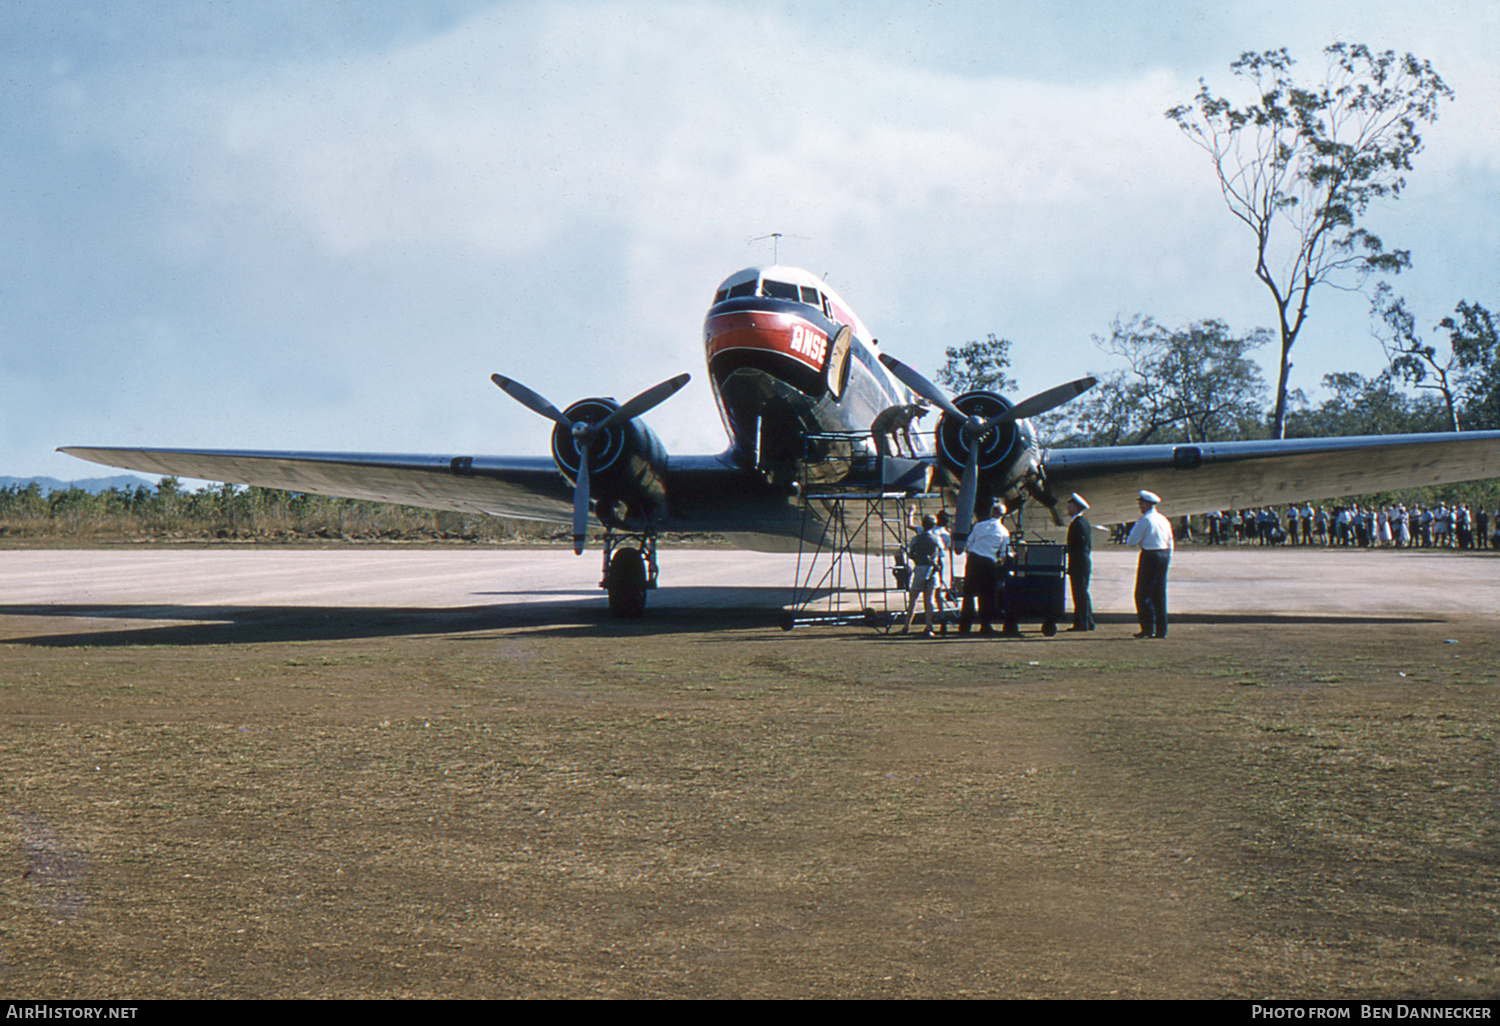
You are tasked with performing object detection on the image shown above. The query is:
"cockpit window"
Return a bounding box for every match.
[724,277,830,315]
[761,280,801,301]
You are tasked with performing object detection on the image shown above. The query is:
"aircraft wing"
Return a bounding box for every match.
[57,445,803,544]
[59,446,576,522]
[1043,430,1500,526]
[61,430,1500,545]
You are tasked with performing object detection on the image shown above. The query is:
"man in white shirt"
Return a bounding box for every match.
[958,502,1010,635]
[1125,489,1173,639]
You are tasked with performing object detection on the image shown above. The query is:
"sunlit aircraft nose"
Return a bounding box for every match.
[703,304,836,405]
[705,309,828,376]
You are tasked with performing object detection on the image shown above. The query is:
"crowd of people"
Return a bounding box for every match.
[1193,503,1497,549]
[901,489,1496,643]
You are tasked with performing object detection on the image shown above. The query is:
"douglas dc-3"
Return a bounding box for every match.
[64,264,1500,615]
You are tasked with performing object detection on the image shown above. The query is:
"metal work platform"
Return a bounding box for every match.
[781,432,936,630]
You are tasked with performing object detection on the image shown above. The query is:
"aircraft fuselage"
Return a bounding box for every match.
[702,265,929,475]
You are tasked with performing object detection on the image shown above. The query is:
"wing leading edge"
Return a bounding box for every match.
[57,445,804,544]
[59,446,575,522]
[1044,430,1500,526]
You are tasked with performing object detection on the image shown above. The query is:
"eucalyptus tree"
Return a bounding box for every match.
[1167,43,1453,438]
[1041,316,1269,447]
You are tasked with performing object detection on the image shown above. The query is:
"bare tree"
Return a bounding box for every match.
[1167,43,1453,438]
[1371,283,1461,432]
[1442,301,1500,429]
[1373,285,1500,433]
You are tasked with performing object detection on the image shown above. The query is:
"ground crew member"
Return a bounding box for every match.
[1065,493,1095,632]
[1126,489,1172,639]
[900,514,944,637]
[959,502,1009,635]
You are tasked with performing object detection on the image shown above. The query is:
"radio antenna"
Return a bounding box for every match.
[749,232,809,264]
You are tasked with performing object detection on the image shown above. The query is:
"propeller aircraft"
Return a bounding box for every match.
[64,263,1500,616]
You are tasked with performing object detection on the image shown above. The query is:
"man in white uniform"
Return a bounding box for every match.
[958,502,1010,635]
[1125,489,1173,639]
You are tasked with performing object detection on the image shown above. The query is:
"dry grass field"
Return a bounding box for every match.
[1,547,1498,998]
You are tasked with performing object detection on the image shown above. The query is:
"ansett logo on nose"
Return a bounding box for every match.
[789,325,826,363]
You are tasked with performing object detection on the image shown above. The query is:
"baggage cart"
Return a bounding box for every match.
[997,542,1067,636]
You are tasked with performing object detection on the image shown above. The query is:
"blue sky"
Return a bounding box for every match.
[4,0,1498,481]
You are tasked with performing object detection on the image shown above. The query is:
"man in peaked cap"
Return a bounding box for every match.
[1125,489,1173,639]
[958,501,1009,635]
[1064,493,1095,632]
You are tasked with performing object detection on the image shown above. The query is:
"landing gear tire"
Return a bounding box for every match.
[607,546,648,618]
[1042,620,1058,637]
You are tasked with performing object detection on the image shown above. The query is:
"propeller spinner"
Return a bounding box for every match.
[877,354,1094,548]
[492,372,690,554]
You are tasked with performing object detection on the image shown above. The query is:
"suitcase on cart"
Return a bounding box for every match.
[997,542,1067,636]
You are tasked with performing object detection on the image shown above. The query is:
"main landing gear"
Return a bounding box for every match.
[600,530,659,618]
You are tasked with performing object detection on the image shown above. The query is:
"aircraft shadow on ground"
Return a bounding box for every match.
[0,596,1440,648]
[0,585,798,647]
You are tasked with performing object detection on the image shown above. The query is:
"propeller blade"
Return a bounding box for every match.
[876,355,965,421]
[572,449,590,555]
[951,443,981,554]
[496,370,690,555]
[491,373,573,430]
[1000,376,1097,423]
[593,373,692,433]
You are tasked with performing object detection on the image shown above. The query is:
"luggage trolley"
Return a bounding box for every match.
[997,541,1067,636]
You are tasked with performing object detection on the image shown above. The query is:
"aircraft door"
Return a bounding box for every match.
[824,325,852,400]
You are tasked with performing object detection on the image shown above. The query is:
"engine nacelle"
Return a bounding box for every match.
[550,397,671,529]
[934,390,1042,511]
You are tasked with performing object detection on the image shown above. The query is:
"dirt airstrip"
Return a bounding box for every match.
[0,546,1497,999]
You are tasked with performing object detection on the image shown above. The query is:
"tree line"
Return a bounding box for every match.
[940,302,1499,452]
[934,306,1500,513]
[0,479,559,544]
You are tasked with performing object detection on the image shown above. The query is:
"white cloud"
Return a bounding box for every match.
[14,0,1500,477]
[97,4,1204,261]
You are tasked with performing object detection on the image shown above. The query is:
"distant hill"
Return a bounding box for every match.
[0,475,157,495]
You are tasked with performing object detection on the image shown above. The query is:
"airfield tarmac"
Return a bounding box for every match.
[0,544,1497,998]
